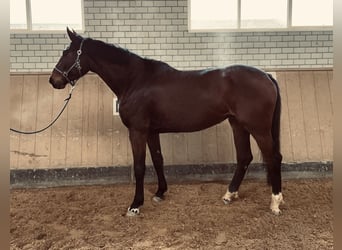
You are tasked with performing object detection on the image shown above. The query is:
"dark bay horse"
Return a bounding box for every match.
[49,28,284,216]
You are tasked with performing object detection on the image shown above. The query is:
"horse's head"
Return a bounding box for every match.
[49,28,89,89]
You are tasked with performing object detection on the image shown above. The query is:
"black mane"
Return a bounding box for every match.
[86,38,141,65]
[86,38,172,70]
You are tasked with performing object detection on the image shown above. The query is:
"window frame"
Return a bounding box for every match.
[188,0,333,32]
[10,0,85,33]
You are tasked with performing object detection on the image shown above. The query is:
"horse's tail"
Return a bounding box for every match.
[267,73,282,184]
[268,73,281,155]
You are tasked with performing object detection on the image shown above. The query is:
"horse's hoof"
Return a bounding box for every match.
[222,191,238,205]
[270,193,284,216]
[222,198,231,205]
[126,207,140,217]
[271,208,282,216]
[152,196,163,203]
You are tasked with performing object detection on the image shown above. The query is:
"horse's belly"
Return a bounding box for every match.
[151,108,230,133]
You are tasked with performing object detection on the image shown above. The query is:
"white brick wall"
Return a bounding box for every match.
[10,0,333,72]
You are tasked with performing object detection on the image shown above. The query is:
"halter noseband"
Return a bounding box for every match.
[54,39,85,86]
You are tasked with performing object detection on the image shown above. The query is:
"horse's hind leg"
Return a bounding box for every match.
[223,118,253,204]
[253,132,284,215]
[147,133,167,202]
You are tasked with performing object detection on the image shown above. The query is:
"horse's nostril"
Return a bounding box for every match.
[49,77,54,85]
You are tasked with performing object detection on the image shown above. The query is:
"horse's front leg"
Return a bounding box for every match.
[126,129,148,216]
[147,133,167,202]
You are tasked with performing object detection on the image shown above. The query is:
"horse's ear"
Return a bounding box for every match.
[66,27,80,43]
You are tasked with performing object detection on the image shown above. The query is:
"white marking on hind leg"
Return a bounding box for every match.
[222,190,239,204]
[270,193,284,215]
[152,196,163,202]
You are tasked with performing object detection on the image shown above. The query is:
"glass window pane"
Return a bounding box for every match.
[241,0,287,28]
[292,0,333,26]
[31,0,83,30]
[190,0,238,30]
[10,0,27,29]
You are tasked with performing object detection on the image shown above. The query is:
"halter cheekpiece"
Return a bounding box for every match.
[54,39,85,86]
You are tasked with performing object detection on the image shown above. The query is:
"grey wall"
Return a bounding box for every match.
[10,0,333,73]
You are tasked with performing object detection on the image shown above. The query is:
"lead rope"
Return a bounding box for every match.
[10,84,76,135]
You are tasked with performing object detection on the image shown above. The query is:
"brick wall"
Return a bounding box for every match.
[10,0,333,72]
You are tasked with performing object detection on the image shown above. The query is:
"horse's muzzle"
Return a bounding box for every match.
[49,76,66,89]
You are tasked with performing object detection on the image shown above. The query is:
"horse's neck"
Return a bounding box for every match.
[86,43,142,98]
[88,40,142,97]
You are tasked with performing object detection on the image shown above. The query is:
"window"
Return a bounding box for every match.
[292,0,333,26]
[10,0,27,29]
[190,0,238,30]
[241,0,287,29]
[189,0,333,31]
[10,0,84,31]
